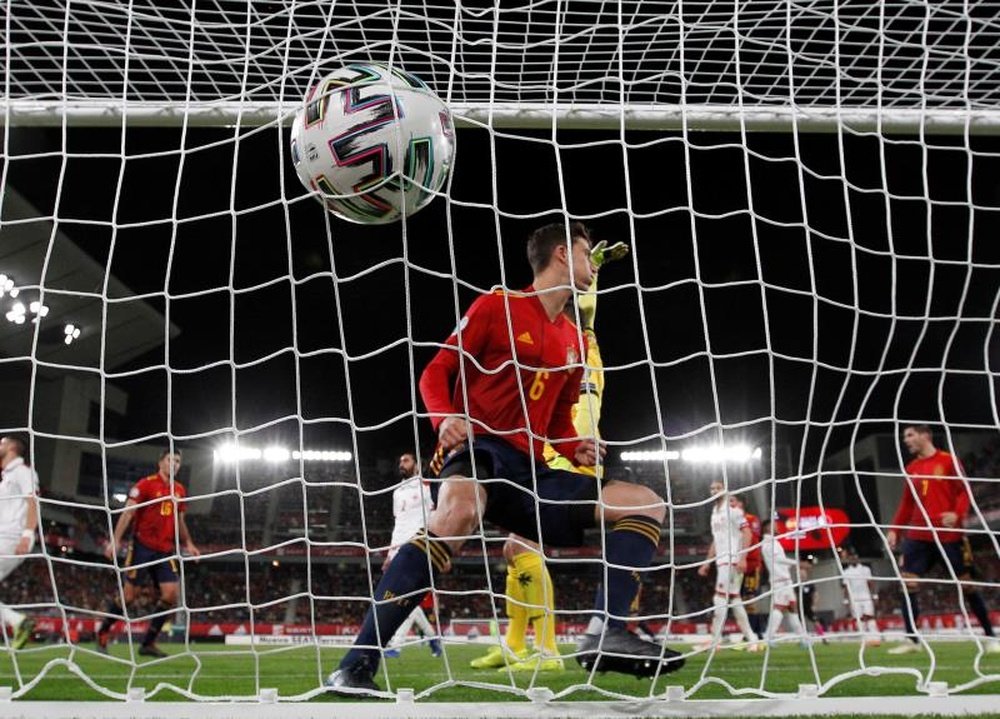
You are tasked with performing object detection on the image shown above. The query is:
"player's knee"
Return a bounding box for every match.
[600,482,664,522]
[503,534,538,561]
[428,496,480,539]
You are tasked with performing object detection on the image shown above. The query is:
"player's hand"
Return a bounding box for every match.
[590,240,629,271]
[14,536,32,555]
[737,557,747,573]
[698,563,711,577]
[939,511,959,528]
[185,542,201,559]
[886,530,898,551]
[573,437,606,467]
[104,541,117,561]
[438,416,471,452]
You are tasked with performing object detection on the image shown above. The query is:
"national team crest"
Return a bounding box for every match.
[567,346,579,364]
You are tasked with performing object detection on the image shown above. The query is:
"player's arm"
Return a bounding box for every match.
[887,477,916,550]
[549,360,593,464]
[14,481,39,556]
[419,294,496,451]
[940,457,971,529]
[106,498,138,561]
[737,525,751,573]
[698,541,716,576]
[178,511,200,557]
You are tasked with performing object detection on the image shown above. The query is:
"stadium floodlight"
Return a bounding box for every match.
[214,444,352,463]
[5,302,26,324]
[0,274,17,298]
[263,446,291,463]
[213,444,263,463]
[619,450,681,462]
[621,445,762,464]
[63,323,81,345]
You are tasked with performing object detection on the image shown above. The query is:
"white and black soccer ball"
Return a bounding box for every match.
[290,63,455,224]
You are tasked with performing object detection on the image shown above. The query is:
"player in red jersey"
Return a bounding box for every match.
[887,425,998,654]
[96,450,200,658]
[326,222,683,694]
[732,496,764,638]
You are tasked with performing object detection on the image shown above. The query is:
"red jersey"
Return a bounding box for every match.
[891,450,970,543]
[744,511,762,573]
[128,473,188,553]
[420,286,586,462]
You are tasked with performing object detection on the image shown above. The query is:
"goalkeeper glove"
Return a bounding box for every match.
[578,241,629,329]
[589,240,629,270]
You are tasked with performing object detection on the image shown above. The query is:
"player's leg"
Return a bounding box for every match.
[728,582,759,649]
[765,602,785,642]
[97,544,139,653]
[862,609,882,647]
[0,549,32,648]
[385,606,421,656]
[784,600,806,645]
[504,537,563,673]
[327,472,480,692]
[472,535,534,668]
[948,540,998,648]
[890,538,928,653]
[139,558,179,658]
[742,569,763,638]
[524,471,679,677]
[588,480,664,631]
[707,566,731,647]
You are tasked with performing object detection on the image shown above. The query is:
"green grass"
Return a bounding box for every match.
[1,640,999,703]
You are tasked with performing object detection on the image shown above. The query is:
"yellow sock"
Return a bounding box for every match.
[504,564,527,653]
[513,551,558,655]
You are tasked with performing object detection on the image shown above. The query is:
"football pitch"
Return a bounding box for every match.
[1,640,999,705]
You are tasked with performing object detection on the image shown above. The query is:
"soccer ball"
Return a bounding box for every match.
[289,63,455,224]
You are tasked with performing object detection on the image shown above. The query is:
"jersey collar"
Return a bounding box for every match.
[1,457,24,477]
[523,285,566,326]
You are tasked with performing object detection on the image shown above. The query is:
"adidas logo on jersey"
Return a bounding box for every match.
[516,331,534,344]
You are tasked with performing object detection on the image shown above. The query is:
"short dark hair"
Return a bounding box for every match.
[3,436,27,458]
[526,222,591,275]
[159,448,182,461]
[904,424,932,439]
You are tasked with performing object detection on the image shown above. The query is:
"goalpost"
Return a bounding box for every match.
[2,1,1000,717]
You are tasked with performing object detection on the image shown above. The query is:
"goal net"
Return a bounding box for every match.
[1,0,999,715]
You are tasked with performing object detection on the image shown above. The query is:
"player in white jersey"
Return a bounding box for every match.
[0,436,39,649]
[841,549,881,647]
[760,520,806,646]
[383,452,441,658]
[698,482,759,650]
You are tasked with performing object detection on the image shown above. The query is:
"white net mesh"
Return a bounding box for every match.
[1,0,1000,711]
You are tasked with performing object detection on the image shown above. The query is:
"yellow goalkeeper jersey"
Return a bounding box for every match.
[544,327,604,477]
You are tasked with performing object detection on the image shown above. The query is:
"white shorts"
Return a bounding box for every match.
[715,563,744,596]
[851,599,875,619]
[771,580,797,609]
[0,537,27,583]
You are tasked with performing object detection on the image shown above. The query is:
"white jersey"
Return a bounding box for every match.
[0,457,38,540]
[388,476,434,560]
[761,533,796,585]
[710,500,747,566]
[842,563,874,602]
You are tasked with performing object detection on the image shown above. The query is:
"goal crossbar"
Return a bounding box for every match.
[4,101,1000,134]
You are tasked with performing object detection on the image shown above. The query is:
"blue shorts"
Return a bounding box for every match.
[125,540,179,587]
[436,435,599,547]
[901,537,974,577]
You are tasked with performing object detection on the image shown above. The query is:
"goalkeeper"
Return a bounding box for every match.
[468,239,627,675]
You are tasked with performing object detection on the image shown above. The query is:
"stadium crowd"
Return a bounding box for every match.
[2,437,998,646]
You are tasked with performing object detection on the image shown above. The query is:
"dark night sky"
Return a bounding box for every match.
[6,124,1000,475]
